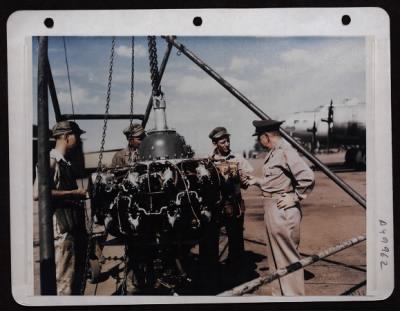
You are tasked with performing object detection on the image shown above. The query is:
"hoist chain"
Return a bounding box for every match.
[82,37,115,294]
[147,36,161,96]
[120,243,129,295]
[128,37,135,165]
[129,36,135,129]
[100,255,125,262]
[96,37,115,173]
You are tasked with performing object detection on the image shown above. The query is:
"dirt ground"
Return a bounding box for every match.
[33,152,366,296]
[244,156,366,296]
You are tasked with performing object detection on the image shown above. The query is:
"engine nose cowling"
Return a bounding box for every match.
[137,129,194,161]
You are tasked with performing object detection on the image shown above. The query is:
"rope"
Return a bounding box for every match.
[62,37,76,120]
[217,234,366,296]
[62,36,84,190]
[63,36,91,294]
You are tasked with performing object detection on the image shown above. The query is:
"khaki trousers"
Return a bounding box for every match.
[263,198,304,296]
[54,232,88,295]
[55,234,75,295]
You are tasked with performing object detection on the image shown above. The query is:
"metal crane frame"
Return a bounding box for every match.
[36,35,366,295]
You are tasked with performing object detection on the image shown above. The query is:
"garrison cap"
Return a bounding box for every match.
[252,119,284,136]
[52,120,86,137]
[123,123,145,138]
[209,126,230,141]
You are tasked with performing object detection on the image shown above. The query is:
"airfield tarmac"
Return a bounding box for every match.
[33,151,366,296]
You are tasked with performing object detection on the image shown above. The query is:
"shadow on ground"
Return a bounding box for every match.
[98,250,266,296]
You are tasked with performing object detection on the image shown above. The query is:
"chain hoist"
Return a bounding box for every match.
[128,36,136,165]
[120,244,129,295]
[96,37,116,173]
[82,37,115,295]
[129,36,135,129]
[147,36,161,96]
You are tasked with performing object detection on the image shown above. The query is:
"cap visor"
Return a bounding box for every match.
[214,133,230,139]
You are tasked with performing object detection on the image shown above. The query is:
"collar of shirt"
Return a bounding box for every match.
[273,138,286,150]
[124,147,137,156]
[211,150,235,161]
[264,138,286,163]
[50,148,70,165]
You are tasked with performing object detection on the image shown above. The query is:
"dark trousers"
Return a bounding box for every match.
[224,213,245,263]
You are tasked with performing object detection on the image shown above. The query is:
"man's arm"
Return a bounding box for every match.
[238,156,254,175]
[32,158,54,201]
[33,158,87,201]
[34,180,86,201]
[33,172,39,201]
[111,149,123,167]
[284,148,315,200]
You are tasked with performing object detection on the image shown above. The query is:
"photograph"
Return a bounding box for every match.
[31,35,367,297]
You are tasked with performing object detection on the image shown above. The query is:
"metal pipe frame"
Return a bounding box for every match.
[218,234,366,296]
[34,37,172,294]
[164,36,366,209]
[142,41,173,128]
[61,114,144,120]
[37,36,57,295]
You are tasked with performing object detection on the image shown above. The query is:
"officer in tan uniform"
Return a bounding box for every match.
[111,124,146,167]
[34,120,88,295]
[209,127,253,266]
[244,119,314,296]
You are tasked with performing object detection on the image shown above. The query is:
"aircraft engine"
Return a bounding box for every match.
[91,159,221,243]
[92,94,223,241]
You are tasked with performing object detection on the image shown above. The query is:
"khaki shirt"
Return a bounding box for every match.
[259,139,314,200]
[211,151,254,175]
[211,151,254,215]
[111,147,138,167]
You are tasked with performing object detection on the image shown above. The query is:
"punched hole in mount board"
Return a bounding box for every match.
[44,17,54,28]
[193,16,202,27]
[342,15,351,26]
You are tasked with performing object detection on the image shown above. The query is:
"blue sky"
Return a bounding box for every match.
[32,36,366,156]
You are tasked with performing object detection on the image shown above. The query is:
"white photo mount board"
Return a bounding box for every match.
[7,8,392,305]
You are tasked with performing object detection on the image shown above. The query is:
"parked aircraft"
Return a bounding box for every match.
[282,98,366,169]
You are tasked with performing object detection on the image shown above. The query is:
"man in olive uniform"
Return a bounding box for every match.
[111,124,146,167]
[111,123,147,294]
[34,120,88,295]
[244,120,314,296]
[209,127,253,266]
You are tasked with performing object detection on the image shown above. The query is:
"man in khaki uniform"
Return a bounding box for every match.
[111,124,146,167]
[244,119,314,296]
[34,121,88,295]
[209,127,253,266]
